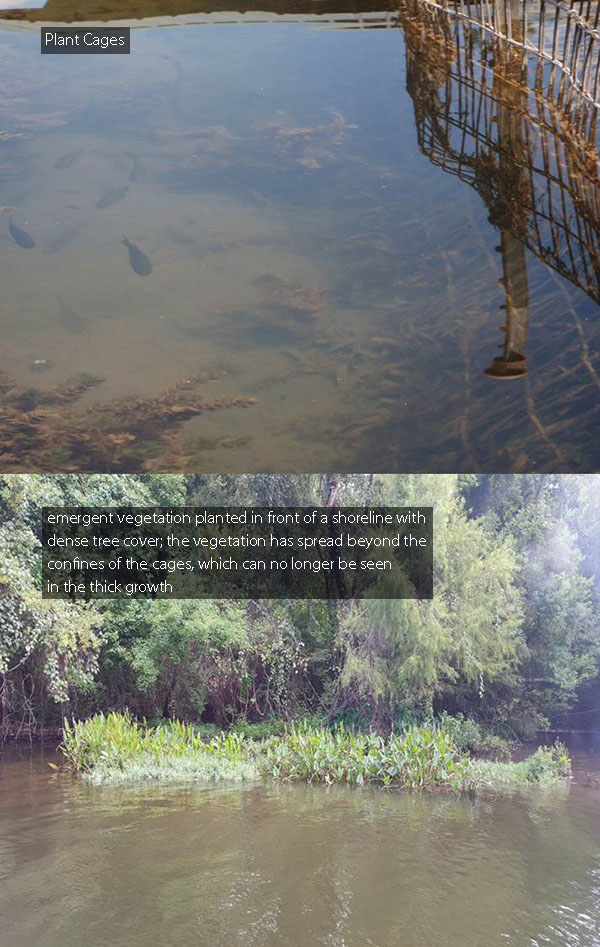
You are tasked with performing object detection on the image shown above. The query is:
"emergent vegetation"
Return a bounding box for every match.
[62,712,571,791]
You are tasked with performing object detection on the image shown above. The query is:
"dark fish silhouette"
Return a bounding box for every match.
[121,235,152,276]
[126,151,144,183]
[55,295,84,334]
[8,216,35,249]
[54,147,84,170]
[96,184,130,210]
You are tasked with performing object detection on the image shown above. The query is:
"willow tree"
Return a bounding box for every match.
[336,475,524,727]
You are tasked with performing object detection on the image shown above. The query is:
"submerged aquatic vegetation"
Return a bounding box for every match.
[0,367,257,472]
[256,107,358,172]
[255,274,326,319]
[61,715,569,793]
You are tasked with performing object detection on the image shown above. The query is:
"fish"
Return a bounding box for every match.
[126,151,144,183]
[95,184,130,210]
[55,295,85,334]
[8,216,35,249]
[54,147,84,170]
[121,235,152,276]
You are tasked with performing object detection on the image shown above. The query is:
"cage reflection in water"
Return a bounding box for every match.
[399,0,599,381]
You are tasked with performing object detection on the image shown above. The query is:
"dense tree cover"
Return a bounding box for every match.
[0,474,598,738]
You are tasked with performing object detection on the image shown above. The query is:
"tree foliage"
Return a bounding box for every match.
[337,476,523,726]
[0,473,598,737]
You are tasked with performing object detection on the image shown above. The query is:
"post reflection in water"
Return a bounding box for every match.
[399,0,600,383]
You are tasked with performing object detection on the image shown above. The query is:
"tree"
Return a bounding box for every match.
[0,474,186,731]
[336,475,524,726]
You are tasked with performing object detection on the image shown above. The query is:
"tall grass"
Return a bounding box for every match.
[62,713,259,785]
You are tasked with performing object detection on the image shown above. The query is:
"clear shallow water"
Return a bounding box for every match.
[1,10,599,472]
[1,741,600,946]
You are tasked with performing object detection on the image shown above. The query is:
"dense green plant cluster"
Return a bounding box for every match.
[62,713,472,789]
[62,712,259,784]
[261,722,472,789]
[60,714,572,793]
[436,713,511,758]
[227,718,287,739]
[469,743,571,788]
[191,718,289,740]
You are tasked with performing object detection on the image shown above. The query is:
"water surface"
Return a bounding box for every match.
[1,7,599,471]
[1,741,600,946]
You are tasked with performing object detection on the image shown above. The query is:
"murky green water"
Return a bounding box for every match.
[1,8,599,472]
[1,741,600,946]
